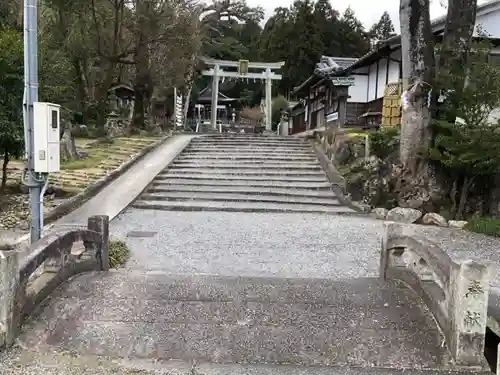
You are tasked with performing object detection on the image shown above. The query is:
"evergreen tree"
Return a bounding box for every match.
[369,11,396,48]
[338,7,370,57]
[313,0,342,57]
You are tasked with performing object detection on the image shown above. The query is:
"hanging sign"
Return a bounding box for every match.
[331,76,355,86]
[326,112,339,122]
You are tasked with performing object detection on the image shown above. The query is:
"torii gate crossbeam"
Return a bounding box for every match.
[200,57,285,132]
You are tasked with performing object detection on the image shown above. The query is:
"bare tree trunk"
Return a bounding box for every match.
[399,0,434,172]
[1,151,9,193]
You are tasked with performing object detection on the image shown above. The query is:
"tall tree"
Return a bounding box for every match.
[369,11,396,47]
[338,7,370,57]
[0,26,24,192]
[436,0,478,122]
[313,0,342,57]
[398,0,435,207]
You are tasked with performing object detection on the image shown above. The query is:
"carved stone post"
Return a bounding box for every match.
[0,250,19,347]
[448,260,491,366]
[87,215,110,271]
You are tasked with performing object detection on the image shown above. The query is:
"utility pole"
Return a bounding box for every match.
[23,0,44,243]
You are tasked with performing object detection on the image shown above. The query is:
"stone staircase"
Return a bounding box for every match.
[131,134,354,214]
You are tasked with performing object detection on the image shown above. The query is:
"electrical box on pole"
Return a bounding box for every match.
[238,60,249,75]
[33,102,61,173]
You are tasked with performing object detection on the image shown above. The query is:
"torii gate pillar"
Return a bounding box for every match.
[265,68,272,131]
[210,64,220,131]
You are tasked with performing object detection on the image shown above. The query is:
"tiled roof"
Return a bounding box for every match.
[314,56,358,76]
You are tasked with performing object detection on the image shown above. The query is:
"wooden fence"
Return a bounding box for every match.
[381,81,402,126]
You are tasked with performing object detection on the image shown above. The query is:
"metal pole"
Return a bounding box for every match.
[265,68,272,131]
[23,0,43,243]
[211,65,219,130]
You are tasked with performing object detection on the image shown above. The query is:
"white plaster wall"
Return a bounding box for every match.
[368,63,377,102]
[377,59,388,98]
[348,75,368,103]
[387,60,400,84]
[475,11,500,38]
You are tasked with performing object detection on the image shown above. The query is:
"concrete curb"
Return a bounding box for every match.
[44,135,171,225]
[310,141,369,214]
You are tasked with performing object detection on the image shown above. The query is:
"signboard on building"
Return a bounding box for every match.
[331,76,355,86]
[326,112,339,122]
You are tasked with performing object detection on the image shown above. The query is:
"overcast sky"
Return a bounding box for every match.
[246,0,472,30]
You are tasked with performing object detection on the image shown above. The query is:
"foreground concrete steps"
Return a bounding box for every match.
[131,200,355,214]
[139,191,342,206]
[19,272,448,369]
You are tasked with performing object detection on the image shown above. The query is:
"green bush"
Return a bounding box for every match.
[108,240,131,268]
[465,217,500,238]
[369,127,400,159]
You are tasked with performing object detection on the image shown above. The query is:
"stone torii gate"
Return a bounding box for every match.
[201,57,285,132]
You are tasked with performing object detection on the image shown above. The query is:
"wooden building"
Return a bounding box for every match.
[291,0,500,133]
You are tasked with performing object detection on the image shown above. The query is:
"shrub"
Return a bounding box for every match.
[369,127,400,159]
[108,240,131,268]
[465,217,500,238]
[429,120,500,219]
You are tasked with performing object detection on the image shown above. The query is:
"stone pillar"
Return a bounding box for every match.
[265,68,272,131]
[87,215,110,271]
[279,112,289,136]
[0,250,19,347]
[211,65,220,130]
[448,260,491,366]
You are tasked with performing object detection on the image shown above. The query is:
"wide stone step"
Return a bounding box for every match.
[187,142,310,147]
[155,173,328,183]
[171,162,323,170]
[166,168,327,177]
[184,149,314,156]
[2,357,489,375]
[20,272,447,369]
[187,143,311,151]
[189,139,310,144]
[182,149,316,156]
[147,185,336,197]
[139,191,342,206]
[131,199,355,213]
[193,138,306,144]
[151,179,331,189]
[176,155,318,161]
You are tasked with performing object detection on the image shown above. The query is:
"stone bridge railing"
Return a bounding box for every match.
[381,221,492,368]
[0,215,109,349]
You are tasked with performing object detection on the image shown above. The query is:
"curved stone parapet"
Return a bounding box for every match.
[0,215,109,349]
[381,221,492,367]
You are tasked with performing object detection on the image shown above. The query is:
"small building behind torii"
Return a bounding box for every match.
[194,87,239,122]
